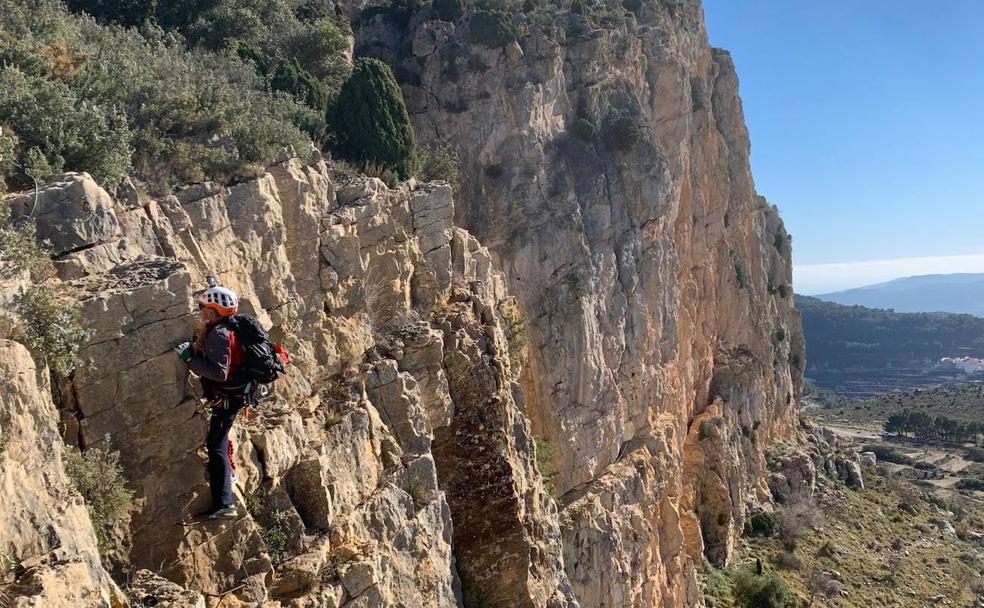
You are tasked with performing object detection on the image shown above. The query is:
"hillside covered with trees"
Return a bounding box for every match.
[0,0,460,195]
[798,295,984,395]
[799,295,984,371]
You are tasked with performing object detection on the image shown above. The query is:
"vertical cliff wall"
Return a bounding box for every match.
[362,0,804,604]
[0,1,802,606]
[1,163,580,607]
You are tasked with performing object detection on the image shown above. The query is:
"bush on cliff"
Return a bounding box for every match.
[65,438,133,553]
[13,286,90,376]
[0,66,132,187]
[416,143,460,189]
[602,104,645,152]
[2,0,345,191]
[468,10,517,47]
[745,511,776,537]
[570,117,598,142]
[331,58,417,180]
[731,569,794,608]
[0,130,16,195]
[66,0,352,91]
[0,203,51,281]
[433,0,465,21]
[271,58,330,116]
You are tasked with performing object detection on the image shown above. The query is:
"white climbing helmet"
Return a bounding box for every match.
[197,285,238,317]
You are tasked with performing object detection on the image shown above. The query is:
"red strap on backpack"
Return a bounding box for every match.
[273,343,290,366]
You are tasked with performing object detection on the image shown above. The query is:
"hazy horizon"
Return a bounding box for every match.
[794,254,984,295]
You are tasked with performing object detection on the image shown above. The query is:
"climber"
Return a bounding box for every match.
[174,284,251,520]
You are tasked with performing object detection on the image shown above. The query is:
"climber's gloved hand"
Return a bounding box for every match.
[174,341,193,363]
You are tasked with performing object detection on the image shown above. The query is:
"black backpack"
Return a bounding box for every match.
[225,315,286,385]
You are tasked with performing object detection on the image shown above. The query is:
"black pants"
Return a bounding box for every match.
[206,395,245,509]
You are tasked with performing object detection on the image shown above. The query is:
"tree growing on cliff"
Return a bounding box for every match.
[468,10,517,48]
[330,58,417,180]
[433,0,464,21]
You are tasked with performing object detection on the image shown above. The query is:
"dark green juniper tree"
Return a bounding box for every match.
[331,58,417,180]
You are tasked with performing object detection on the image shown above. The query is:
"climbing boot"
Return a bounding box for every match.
[201,505,238,520]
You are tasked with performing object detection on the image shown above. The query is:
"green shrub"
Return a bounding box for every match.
[731,569,793,608]
[3,0,341,191]
[433,0,465,20]
[0,130,16,194]
[65,0,155,26]
[602,106,644,151]
[745,511,775,537]
[570,117,598,142]
[271,58,330,114]
[469,10,517,48]
[956,477,984,492]
[65,438,133,553]
[699,419,720,441]
[731,250,749,290]
[965,447,984,463]
[698,561,733,608]
[0,66,132,187]
[416,143,460,189]
[13,286,90,376]
[359,161,399,189]
[0,205,52,281]
[331,58,417,180]
[245,487,267,518]
[80,24,313,188]
[261,523,289,564]
[67,0,351,86]
[773,229,788,254]
[570,0,586,15]
[499,299,528,370]
[535,437,559,496]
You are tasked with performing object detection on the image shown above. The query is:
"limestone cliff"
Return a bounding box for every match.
[0,0,803,607]
[1,162,577,607]
[364,0,803,604]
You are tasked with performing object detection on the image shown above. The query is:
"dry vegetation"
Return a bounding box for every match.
[701,465,984,607]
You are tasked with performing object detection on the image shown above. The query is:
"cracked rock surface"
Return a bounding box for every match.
[1,2,803,607]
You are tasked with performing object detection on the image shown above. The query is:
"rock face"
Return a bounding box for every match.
[362,0,804,604]
[1,1,804,607]
[2,163,574,607]
[0,340,123,607]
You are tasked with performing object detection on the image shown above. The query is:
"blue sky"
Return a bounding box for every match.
[702,1,984,294]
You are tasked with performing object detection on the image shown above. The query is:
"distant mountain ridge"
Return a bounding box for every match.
[817,273,984,317]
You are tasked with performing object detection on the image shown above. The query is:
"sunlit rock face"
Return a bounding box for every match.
[1,1,802,606]
[372,0,803,604]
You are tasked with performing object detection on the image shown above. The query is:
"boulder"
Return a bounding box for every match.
[130,570,206,608]
[8,173,120,255]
